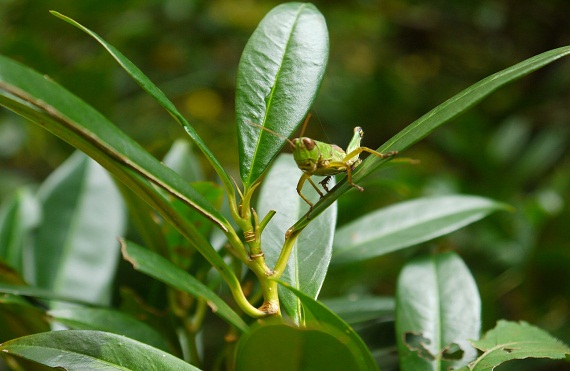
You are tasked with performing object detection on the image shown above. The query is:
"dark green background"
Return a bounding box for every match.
[1,1,569,367]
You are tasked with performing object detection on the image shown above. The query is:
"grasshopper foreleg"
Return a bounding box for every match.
[297,172,325,211]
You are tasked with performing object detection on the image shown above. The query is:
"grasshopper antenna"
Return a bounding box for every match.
[246,120,295,147]
[299,113,312,138]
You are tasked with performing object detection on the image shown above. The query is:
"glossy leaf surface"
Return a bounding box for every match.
[396,252,481,370]
[236,2,328,188]
[333,195,509,265]
[0,330,198,370]
[320,295,395,325]
[257,154,336,323]
[465,320,570,371]
[121,240,248,333]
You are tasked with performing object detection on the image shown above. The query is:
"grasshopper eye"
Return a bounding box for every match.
[302,138,315,150]
[291,138,299,149]
[354,126,364,138]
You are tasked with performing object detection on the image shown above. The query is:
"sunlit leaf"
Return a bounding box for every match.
[236,2,329,189]
[464,320,570,371]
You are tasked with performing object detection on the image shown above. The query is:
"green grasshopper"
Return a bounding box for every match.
[250,114,397,211]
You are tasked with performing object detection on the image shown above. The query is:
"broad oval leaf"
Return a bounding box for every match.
[121,240,249,333]
[466,320,570,371]
[34,152,125,306]
[236,2,329,188]
[0,330,198,370]
[289,46,570,231]
[396,252,481,371]
[236,320,366,371]
[332,195,510,265]
[278,281,378,370]
[257,154,336,323]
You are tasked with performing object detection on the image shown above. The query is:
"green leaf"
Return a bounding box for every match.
[120,240,248,333]
[0,330,198,370]
[51,11,231,196]
[48,307,171,352]
[0,54,239,294]
[278,281,378,370]
[236,2,329,188]
[0,188,40,273]
[333,195,510,265]
[466,320,570,371]
[320,296,395,325]
[236,320,366,371]
[257,154,336,323]
[0,282,97,306]
[0,53,228,232]
[396,252,481,371]
[33,152,125,306]
[290,45,570,231]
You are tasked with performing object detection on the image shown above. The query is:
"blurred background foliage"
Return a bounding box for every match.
[1,0,570,357]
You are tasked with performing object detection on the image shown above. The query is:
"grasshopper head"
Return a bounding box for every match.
[292,137,318,172]
[354,126,364,138]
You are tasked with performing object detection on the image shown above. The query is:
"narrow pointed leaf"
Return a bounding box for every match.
[333,195,510,265]
[279,281,378,370]
[51,11,232,194]
[0,54,239,290]
[48,307,171,352]
[257,154,336,323]
[289,45,570,231]
[121,240,249,333]
[396,252,481,371]
[466,320,570,371]
[0,330,198,370]
[0,54,228,232]
[236,2,329,188]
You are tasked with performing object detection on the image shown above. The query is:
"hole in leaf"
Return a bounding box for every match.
[441,342,464,361]
[404,332,435,360]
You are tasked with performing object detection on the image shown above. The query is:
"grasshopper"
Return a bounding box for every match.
[250,115,397,210]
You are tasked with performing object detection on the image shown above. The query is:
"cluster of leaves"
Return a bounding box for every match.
[0,3,569,370]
